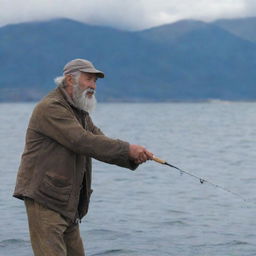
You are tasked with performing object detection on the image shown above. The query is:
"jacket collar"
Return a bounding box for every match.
[58,86,76,106]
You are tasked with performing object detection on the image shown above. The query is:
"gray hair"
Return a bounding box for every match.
[54,71,81,88]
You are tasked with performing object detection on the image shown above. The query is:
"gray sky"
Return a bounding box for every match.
[1,0,256,30]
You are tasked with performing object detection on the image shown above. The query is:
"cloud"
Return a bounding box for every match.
[0,0,255,30]
[244,0,256,15]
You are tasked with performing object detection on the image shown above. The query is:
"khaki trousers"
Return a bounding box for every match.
[24,198,85,256]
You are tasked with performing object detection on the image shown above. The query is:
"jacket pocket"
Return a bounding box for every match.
[38,173,72,205]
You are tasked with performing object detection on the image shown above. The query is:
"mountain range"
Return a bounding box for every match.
[1,17,256,101]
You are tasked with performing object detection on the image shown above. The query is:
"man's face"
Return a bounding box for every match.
[78,72,98,98]
[72,72,98,112]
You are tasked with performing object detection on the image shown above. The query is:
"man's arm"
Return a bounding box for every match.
[86,113,153,164]
[33,101,152,169]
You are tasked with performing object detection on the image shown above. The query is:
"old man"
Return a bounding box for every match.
[13,59,153,256]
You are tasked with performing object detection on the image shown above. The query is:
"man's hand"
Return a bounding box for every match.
[129,144,153,164]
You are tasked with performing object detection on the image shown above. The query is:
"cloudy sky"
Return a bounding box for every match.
[1,0,256,30]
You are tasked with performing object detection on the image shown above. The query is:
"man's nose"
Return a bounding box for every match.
[90,81,96,89]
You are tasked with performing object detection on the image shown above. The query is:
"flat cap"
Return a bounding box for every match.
[63,58,104,78]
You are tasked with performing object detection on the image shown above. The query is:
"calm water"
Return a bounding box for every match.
[1,102,256,256]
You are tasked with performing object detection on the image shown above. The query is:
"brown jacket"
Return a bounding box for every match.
[13,87,137,221]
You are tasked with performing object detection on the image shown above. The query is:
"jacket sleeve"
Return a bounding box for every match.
[86,113,138,169]
[33,100,137,170]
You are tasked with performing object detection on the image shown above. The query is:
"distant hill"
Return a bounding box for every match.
[214,17,256,43]
[0,17,256,102]
[137,19,208,44]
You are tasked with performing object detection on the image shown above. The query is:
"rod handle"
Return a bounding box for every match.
[152,156,166,164]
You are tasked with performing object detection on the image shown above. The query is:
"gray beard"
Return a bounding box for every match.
[72,84,97,113]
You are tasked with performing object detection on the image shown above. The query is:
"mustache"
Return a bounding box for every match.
[85,88,96,95]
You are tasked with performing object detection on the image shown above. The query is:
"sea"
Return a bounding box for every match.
[1,102,256,256]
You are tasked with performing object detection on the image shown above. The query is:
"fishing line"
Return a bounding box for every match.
[152,156,249,204]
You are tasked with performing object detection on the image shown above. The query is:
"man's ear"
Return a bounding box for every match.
[65,75,73,87]
[64,75,74,97]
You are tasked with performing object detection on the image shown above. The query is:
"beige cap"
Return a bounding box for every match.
[63,59,104,78]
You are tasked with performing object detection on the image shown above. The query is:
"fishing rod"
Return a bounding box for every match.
[152,156,249,204]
